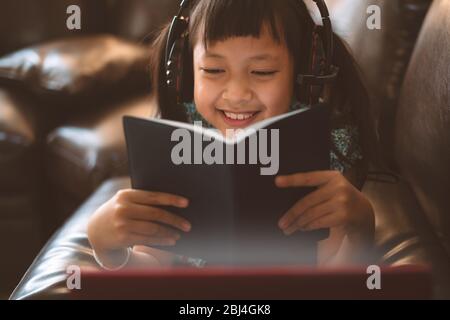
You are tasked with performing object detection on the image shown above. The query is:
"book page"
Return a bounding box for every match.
[138,106,311,145]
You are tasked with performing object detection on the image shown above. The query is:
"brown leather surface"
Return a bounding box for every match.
[0,88,40,192]
[0,88,44,294]
[0,35,151,102]
[0,0,180,56]
[10,177,130,300]
[308,0,431,168]
[0,14,158,295]
[108,0,179,42]
[0,194,43,296]
[364,179,429,266]
[0,34,153,295]
[9,176,435,299]
[395,0,450,257]
[46,94,157,203]
[0,0,107,56]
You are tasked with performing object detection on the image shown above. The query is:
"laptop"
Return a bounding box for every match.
[71,265,431,299]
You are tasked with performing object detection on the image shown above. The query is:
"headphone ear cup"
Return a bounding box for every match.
[166,36,186,107]
[303,28,328,105]
[297,28,317,105]
[180,36,194,103]
[294,59,304,103]
[310,29,326,104]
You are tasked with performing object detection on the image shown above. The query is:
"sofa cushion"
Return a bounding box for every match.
[45,94,157,205]
[0,35,151,105]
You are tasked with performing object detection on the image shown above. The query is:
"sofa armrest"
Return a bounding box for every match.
[364,178,450,297]
[364,179,429,265]
[45,94,157,205]
[9,176,131,300]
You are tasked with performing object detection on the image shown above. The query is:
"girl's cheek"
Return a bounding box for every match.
[259,88,291,116]
[195,81,221,111]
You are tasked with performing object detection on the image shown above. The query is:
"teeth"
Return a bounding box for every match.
[224,111,255,120]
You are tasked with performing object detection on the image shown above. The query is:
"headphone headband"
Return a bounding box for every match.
[304,0,335,84]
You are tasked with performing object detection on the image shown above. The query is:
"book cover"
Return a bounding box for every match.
[123,103,331,266]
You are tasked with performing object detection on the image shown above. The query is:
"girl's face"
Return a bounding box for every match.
[193,25,295,135]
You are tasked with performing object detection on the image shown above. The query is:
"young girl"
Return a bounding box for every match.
[88,0,376,269]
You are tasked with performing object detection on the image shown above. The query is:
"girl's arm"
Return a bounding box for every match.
[317,168,374,266]
[88,189,192,270]
[127,246,178,267]
[318,223,374,267]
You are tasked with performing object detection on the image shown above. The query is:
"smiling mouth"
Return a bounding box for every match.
[218,109,261,122]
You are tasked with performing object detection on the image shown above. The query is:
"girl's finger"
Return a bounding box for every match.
[116,189,189,208]
[278,182,337,229]
[303,211,347,231]
[275,170,339,188]
[126,220,181,240]
[124,203,192,232]
[284,200,336,235]
[128,234,178,247]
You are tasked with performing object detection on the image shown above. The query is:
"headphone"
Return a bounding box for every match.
[164,0,339,110]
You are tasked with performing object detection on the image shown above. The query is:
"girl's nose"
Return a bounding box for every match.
[222,77,253,105]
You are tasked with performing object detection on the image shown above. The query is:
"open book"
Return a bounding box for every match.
[123,103,331,266]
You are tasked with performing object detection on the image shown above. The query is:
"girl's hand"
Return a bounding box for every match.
[87,189,192,267]
[275,171,374,240]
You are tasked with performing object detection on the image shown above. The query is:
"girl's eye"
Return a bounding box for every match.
[252,71,278,77]
[200,68,278,77]
[201,68,224,74]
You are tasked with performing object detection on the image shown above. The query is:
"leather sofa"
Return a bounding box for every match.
[4,0,445,299]
[0,35,154,296]
[394,0,450,296]
[0,0,176,295]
